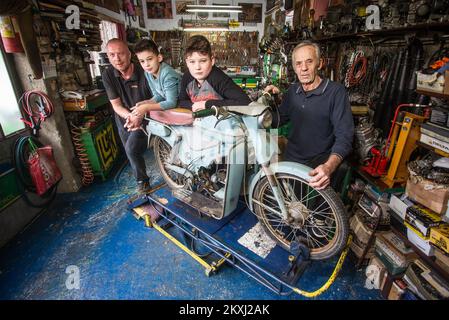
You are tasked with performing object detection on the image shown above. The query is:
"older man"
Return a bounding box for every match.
[266,40,354,190]
[101,38,153,193]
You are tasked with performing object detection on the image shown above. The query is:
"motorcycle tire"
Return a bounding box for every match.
[153,136,187,189]
[252,173,349,261]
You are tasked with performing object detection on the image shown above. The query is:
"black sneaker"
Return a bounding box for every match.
[137,180,151,194]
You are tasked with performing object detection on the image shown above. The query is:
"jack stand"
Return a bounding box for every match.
[284,241,311,285]
[155,214,174,230]
[127,194,149,210]
[130,185,340,296]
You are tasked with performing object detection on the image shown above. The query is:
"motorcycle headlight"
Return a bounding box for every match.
[257,110,273,129]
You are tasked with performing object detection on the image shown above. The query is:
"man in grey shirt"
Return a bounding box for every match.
[102,38,153,193]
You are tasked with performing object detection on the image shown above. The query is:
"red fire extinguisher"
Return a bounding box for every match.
[0,16,24,53]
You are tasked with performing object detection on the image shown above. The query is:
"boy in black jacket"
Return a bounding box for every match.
[178,35,251,111]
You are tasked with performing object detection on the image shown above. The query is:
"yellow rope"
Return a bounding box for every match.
[292,234,353,298]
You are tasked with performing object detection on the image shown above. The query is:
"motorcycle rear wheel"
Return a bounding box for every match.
[154,136,188,189]
[252,173,349,260]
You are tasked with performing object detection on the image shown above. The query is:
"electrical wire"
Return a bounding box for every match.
[19,90,54,135]
[345,51,368,88]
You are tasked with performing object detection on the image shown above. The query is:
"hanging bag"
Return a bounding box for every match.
[27,139,62,196]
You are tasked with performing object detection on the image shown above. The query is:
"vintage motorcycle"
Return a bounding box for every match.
[145,100,349,260]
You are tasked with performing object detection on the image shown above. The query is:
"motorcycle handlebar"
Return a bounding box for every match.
[192,106,219,119]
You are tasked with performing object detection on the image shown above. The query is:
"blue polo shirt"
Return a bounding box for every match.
[273,78,354,165]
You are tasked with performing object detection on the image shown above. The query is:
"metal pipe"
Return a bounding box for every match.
[406,39,424,103]
[373,51,398,131]
[383,49,405,137]
[396,47,410,106]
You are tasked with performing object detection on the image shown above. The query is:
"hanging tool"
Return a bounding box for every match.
[19,90,54,136]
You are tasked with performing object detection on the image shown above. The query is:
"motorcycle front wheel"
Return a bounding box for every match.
[252,173,349,260]
[154,136,188,189]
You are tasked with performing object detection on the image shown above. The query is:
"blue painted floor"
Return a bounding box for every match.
[0,150,383,300]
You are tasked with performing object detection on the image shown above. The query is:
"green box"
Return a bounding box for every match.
[81,117,119,180]
[0,168,22,210]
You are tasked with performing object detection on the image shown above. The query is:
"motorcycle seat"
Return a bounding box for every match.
[149,108,193,126]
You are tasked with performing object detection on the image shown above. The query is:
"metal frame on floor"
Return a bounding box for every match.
[130,185,310,296]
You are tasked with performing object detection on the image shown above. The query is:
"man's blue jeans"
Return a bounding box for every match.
[115,115,149,182]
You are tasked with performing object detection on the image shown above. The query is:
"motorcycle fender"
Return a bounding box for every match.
[222,142,246,217]
[147,120,171,137]
[247,161,313,211]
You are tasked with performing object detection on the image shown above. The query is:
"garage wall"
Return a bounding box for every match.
[95,0,267,42]
[144,0,266,39]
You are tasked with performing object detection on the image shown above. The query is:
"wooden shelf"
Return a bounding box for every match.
[354,166,405,193]
[416,90,449,100]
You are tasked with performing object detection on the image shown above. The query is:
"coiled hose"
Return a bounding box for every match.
[12,136,57,208]
[70,122,94,186]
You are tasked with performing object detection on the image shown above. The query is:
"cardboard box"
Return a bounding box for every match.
[419,122,449,155]
[375,231,417,275]
[406,178,449,218]
[358,192,391,226]
[381,273,403,299]
[350,236,375,260]
[350,214,374,246]
[407,227,435,256]
[389,194,414,221]
[388,279,408,300]
[430,224,449,254]
[416,70,449,95]
[404,259,449,300]
[366,255,387,290]
[434,247,449,274]
[405,205,442,238]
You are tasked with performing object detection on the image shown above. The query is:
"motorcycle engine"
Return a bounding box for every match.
[354,117,380,163]
[195,163,227,198]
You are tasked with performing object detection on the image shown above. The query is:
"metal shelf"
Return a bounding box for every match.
[416,90,449,100]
